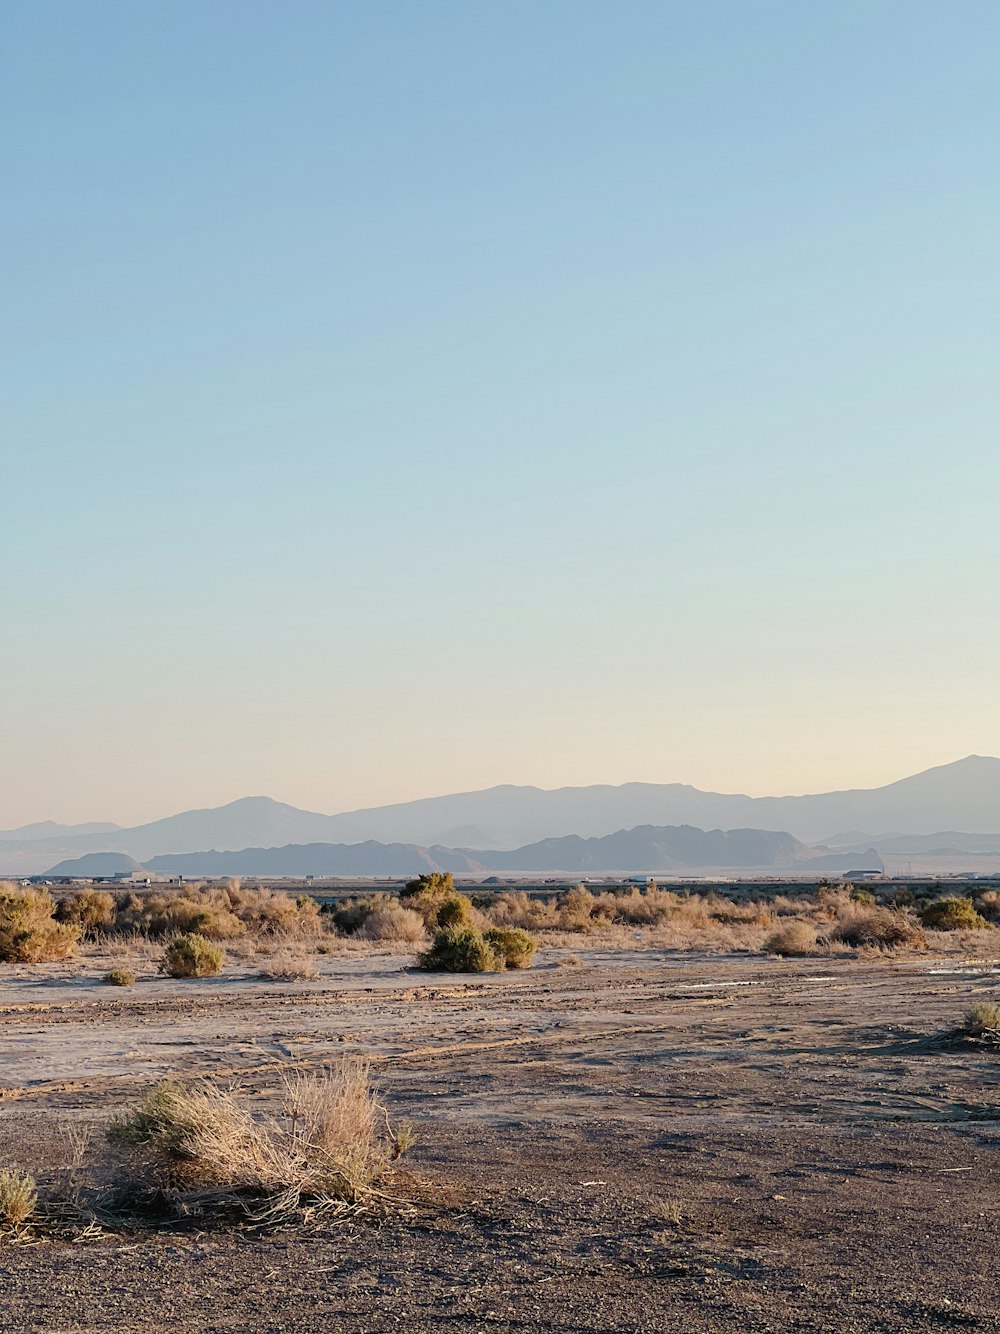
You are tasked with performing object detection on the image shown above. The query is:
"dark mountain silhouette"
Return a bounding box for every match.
[46,852,143,877]
[142,825,882,877]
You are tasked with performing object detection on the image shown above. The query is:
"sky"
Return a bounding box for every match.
[3,1,999,828]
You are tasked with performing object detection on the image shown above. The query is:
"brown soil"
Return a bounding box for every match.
[1,949,999,1331]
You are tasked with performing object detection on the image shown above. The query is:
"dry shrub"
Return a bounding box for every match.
[830,907,927,951]
[483,926,537,968]
[764,921,819,957]
[223,885,322,939]
[355,904,426,944]
[974,890,1000,922]
[257,948,319,981]
[117,890,246,941]
[0,885,80,963]
[964,1002,1000,1036]
[556,885,603,933]
[487,890,557,931]
[921,898,992,932]
[160,933,225,978]
[107,1059,405,1211]
[116,884,321,942]
[0,1168,37,1226]
[55,889,116,938]
[103,967,137,987]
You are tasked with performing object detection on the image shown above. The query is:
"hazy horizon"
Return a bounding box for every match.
[4,753,999,833]
[5,2,998,828]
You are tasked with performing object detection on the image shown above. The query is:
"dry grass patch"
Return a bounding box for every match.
[107,1059,410,1222]
[963,1002,1000,1037]
[256,948,319,981]
[0,1169,37,1228]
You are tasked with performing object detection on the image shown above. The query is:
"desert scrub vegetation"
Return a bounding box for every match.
[483,926,537,968]
[0,884,80,963]
[419,925,500,972]
[256,947,319,981]
[418,919,539,973]
[828,905,928,951]
[160,932,225,978]
[55,888,115,938]
[764,921,819,957]
[99,881,323,944]
[103,967,137,987]
[0,1168,38,1229]
[962,1002,1000,1038]
[107,1059,410,1223]
[921,897,992,932]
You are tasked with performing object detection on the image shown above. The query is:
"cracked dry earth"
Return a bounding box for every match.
[1,949,999,1332]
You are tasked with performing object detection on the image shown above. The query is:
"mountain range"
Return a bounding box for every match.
[2,755,998,876]
[43,825,882,879]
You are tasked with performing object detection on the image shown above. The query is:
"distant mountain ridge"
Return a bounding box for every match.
[2,755,997,875]
[136,823,880,878]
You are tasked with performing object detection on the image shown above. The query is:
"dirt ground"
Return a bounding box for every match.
[1,947,999,1332]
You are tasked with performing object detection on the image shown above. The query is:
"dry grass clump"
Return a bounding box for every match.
[55,889,116,938]
[355,903,427,944]
[764,921,819,957]
[160,933,225,978]
[829,906,928,951]
[0,1169,38,1227]
[0,884,80,963]
[103,967,137,987]
[973,890,1000,922]
[256,948,319,981]
[107,1059,408,1218]
[963,1002,1000,1037]
[921,897,992,932]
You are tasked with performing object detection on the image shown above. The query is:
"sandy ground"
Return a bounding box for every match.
[1,947,999,1332]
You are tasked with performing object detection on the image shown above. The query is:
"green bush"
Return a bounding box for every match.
[921,897,991,932]
[160,933,225,978]
[484,926,537,969]
[0,884,80,963]
[400,872,455,902]
[436,894,474,928]
[419,926,498,973]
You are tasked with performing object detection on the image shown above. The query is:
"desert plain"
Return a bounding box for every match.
[1,933,999,1333]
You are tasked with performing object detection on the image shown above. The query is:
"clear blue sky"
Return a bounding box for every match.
[3,1,998,826]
